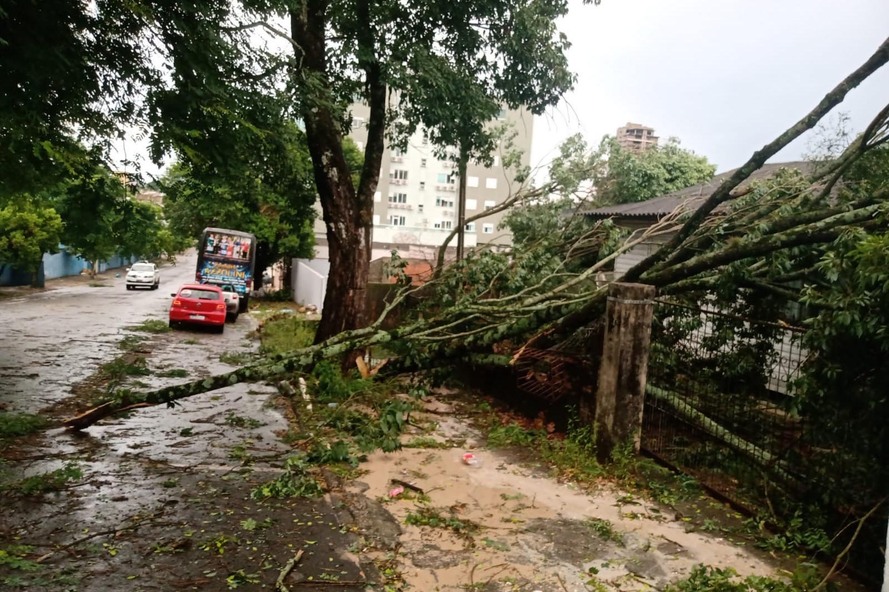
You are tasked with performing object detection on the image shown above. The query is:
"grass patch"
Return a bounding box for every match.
[258,314,317,355]
[4,462,83,495]
[128,319,171,333]
[403,436,450,449]
[157,368,188,378]
[225,412,264,429]
[486,423,538,448]
[664,564,818,592]
[0,413,48,440]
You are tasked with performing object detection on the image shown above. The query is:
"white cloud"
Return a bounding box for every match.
[532,0,889,172]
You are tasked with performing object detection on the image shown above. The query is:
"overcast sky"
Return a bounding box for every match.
[530,0,889,174]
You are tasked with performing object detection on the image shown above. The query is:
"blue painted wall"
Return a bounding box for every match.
[0,246,137,286]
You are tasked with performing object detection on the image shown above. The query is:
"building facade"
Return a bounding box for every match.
[314,104,533,253]
[616,122,659,153]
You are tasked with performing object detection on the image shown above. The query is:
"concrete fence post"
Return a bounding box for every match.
[594,282,657,463]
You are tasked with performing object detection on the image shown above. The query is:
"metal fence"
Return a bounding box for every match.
[642,299,889,584]
[641,300,807,509]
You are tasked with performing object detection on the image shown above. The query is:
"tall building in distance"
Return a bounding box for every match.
[344,104,534,253]
[616,122,659,153]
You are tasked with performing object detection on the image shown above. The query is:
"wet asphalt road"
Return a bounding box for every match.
[1,259,195,415]
[0,254,368,591]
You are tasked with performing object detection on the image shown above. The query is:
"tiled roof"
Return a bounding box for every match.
[584,161,812,219]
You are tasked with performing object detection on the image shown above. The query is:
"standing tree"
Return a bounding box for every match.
[0,197,63,286]
[53,160,130,275]
[0,0,149,197]
[592,135,716,205]
[284,0,577,342]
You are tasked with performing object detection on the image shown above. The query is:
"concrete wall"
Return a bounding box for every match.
[292,258,330,310]
[42,247,90,279]
[0,247,138,286]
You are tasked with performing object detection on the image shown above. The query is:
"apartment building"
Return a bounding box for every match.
[322,103,533,253]
[616,122,659,153]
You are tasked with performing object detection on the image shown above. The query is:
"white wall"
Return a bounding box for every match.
[292,258,330,310]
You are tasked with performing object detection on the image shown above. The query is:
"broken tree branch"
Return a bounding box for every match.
[623,36,889,283]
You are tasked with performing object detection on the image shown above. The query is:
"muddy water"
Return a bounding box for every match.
[0,255,367,591]
[350,398,785,591]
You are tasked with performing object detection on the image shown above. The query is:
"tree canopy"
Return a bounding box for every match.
[591,135,716,206]
[0,197,63,281]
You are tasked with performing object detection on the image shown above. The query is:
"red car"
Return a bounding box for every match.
[169,284,226,333]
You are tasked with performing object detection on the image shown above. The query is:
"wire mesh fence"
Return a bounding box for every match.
[641,299,807,509]
[642,299,888,584]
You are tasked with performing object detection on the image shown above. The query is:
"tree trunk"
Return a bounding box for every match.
[289,2,385,346]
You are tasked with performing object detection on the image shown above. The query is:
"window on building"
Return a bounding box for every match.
[419,181,426,191]
[483,223,494,234]
[391,169,408,180]
[420,158,427,168]
[466,199,477,210]
[418,204,424,213]
[391,147,404,157]
[433,222,440,229]
[492,155,501,167]
[436,173,454,184]
[485,177,498,189]
[467,176,479,188]
[484,200,496,211]
[388,193,407,203]
[442,220,453,230]
[435,197,454,208]
[389,215,406,226]
[465,222,475,232]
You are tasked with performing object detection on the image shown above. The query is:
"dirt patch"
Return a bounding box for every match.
[340,396,788,591]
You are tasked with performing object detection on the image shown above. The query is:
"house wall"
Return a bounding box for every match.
[614,233,672,278]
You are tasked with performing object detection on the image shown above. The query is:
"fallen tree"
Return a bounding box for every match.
[63,36,889,431]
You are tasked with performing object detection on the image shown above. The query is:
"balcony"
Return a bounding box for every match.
[388,203,412,210]
[390,178,408,186]
[435,184,456,192]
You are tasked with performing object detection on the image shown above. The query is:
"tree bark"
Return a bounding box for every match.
[290,0,386,347]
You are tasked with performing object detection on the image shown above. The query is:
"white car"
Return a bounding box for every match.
[126,262,160,290]
[219,284,240,322]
